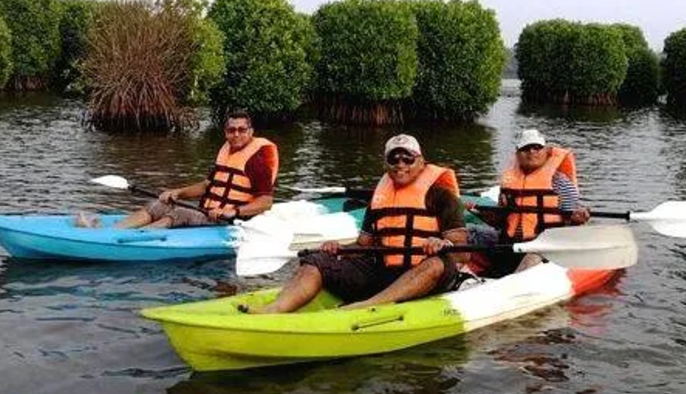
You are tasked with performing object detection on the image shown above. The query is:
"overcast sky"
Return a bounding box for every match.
[288,0,686,51]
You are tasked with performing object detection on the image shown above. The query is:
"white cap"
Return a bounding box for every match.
[515,129,546,150]
[384,134,422,157]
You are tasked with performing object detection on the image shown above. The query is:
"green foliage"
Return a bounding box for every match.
[186,17,225,106]
[296,12,321,97]
[517,20,627,104]
[0,0,62,90]
[313,0,418,101]
[662,28,686,106]
[612,24,649,52]
[209,0,315,120]
[53,0,97,94]
[619,47,660,105]
[517,19,572,98]
[569,24,627,97]
[0,17,12,89]
[613,24,659,105]
[407,0,506,120]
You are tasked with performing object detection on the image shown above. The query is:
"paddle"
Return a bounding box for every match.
[286,185,374,201]
[472,202,686,238]
[288,185,686,239]
[90,175,234,223]
[235,224,638,276]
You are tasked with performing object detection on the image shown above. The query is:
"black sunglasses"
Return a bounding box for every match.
[518,144,544,153]
[386,153,417,166]
[226,126,250,134]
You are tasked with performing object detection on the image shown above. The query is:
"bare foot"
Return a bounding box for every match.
[237,304,282,314]
[74,212,102,228]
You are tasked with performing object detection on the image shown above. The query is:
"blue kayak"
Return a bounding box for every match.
[0,198,363,263]
[0,214,244,262]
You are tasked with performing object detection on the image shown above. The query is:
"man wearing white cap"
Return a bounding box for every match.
[474,129,589,276]
[247,134,473,313]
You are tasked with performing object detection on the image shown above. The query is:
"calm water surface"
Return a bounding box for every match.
[1,84,686,393]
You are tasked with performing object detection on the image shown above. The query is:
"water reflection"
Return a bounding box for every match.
[168,337,471,394]
[482,275,622,392]
[517,100,625,123]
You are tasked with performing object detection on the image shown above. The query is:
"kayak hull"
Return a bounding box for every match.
[0,198,368,262]
[0,215,241,262]
[141,263,618,371]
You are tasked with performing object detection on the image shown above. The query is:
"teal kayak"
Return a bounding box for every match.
[0,198,363,262]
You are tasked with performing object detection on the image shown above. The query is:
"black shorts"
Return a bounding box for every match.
[301,252,465,304]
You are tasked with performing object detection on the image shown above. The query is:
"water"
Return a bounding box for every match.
[1,84,686,393]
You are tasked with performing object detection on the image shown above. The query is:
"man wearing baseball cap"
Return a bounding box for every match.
[472,129,590,276]
[247,134,473,313]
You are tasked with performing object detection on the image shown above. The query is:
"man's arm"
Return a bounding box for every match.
[159,179,210,203]
[552,172,589,225]
[233,195,274,218]
[176,180,210,199]
[428,187,470,265]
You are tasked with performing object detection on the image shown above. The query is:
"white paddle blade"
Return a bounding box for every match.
[235,236,298,276]
[267,200,328,220]
[631,201,686,238]
[514,225,638,270]
[285,186,347,194]
[480,186,500,202]
[235,214,297,276]
[291,213,359,248]
[91,175,130,190]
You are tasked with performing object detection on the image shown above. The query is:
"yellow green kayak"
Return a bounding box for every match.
[141,263,617,371]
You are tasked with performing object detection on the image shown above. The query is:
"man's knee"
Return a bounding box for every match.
[417,257,445,280]
[297,263,324,282]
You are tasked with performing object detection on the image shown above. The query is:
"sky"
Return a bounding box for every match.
[288,0,686,51]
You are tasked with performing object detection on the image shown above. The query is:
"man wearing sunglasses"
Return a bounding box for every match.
[249,134,473,313]
[471,129,589,276]
[79,110,278,228]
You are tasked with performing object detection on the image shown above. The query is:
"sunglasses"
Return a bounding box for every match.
[386,153,417,166]
[226,126,250,134]
[518,144,544,153]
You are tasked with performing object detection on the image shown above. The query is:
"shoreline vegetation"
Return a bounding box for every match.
[0,0,682,131]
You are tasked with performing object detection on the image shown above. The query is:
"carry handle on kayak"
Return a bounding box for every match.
[351,313,405,331]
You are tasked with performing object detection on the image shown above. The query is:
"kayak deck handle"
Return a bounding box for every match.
[351,313,404,331]
[116,234,169,244]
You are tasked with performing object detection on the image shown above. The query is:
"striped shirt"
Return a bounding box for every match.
[552,172,580,210]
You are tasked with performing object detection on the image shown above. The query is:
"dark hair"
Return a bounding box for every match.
[224,109,252,127]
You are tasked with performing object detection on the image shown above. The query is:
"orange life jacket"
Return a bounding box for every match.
[369,164,459,268]
[500,146,578,241]
[202,137,279,210]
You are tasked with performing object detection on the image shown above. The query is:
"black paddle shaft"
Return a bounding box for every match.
[474,205,631,221]
[297,244,512,257]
